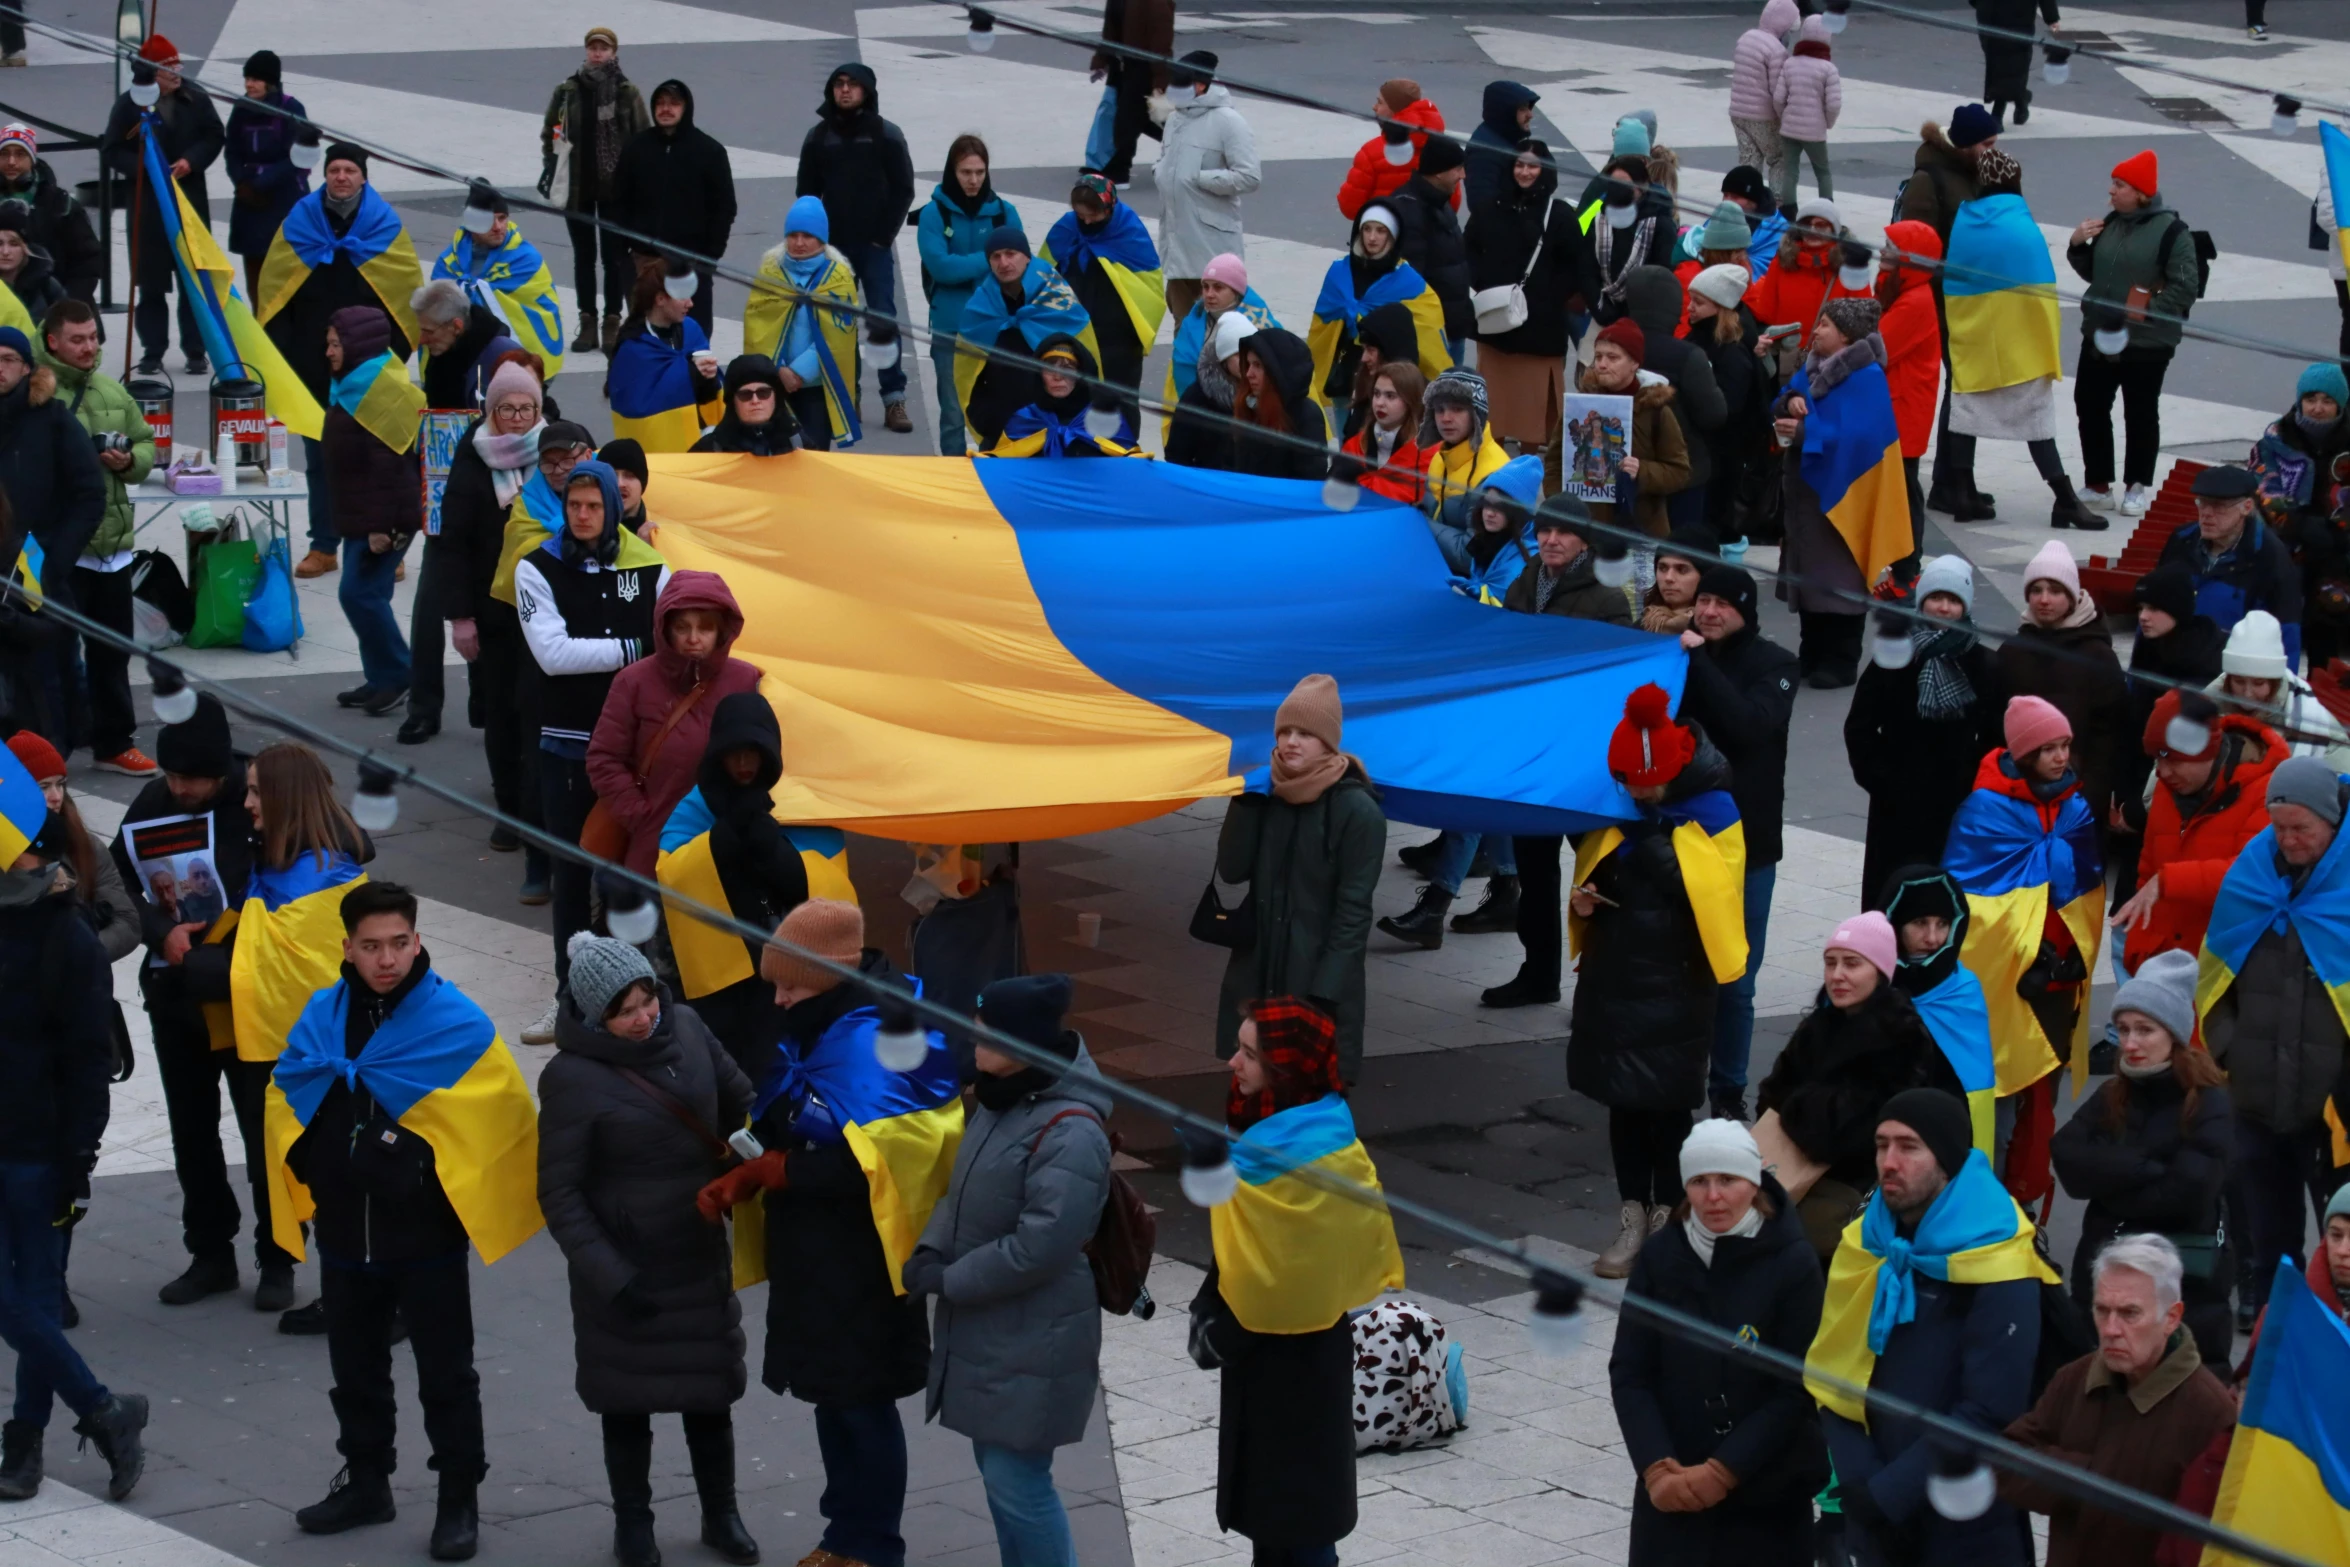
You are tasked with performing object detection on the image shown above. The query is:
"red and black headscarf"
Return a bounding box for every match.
[1228,996,1344,1131]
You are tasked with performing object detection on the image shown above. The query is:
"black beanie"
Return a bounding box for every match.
[1695,563,1757,624]
[975,973,1079,1061]
[155,694,234,779]
[323,141,369,174]
[1416,134,1465,177]
[242,50,282,85]
[2134,560,2196,626]
[597,438,648,488]
[1878,1088,1974,1181]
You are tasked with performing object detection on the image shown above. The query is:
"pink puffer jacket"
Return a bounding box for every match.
[1772,16,1843,142]
[1729,0,1800,123]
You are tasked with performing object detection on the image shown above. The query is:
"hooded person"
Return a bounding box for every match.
[610,79,736,330]
[1467,137,1600,449]
[1338,299,1424,441]
[1620,264,1728,523]
[744,197,860,449]
[1876,218,1945,540]
[1308,202,1451,417]
[1229,328,1328,480]
[1729,0,1800,195]
[986,334,1139,458]
[1464,81,1542,211]
[691,354,804,456]
[953,226,1100,451]
[795,62,916,431]
[1882,866,1999,1156]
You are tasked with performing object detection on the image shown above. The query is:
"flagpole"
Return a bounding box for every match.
[122,115,144,379]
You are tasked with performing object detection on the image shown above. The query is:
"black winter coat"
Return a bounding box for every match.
[1229,329,1329,480]
[1756,983,1966,1191]
[1192,1265,1357,1550]
[433,423,507,623]
[0,870,112,1169]
[1463,82,1539,215]
[1624,266,1729,492]
[418,302,507,410]
[612,81,737,260]
[1995,619,2131,827]
[1973,0,2060,102]
[103,86,221,260]
[0,160,99,302]
[321,404,422,542]
[1568,738,1733,1112]
[0,365,107,580]
[223,92,309,259]
[684,693,808,1079]
[794,65,915,253]
[2052,1070,2234,1371]
[1387,174,1473,337]
[1610,1180,1828,1567]
[1680,624,1799,866]
[1695,313,1772,539]
[1464,173,1594,360]
[1588,185,1682,324]
[1163,380,1234,470]
[2155,517,2304,669]
[538,995,753,1414]
[755,951,933,1407]
[1845,634,2005,907]
[112,763,255,1021]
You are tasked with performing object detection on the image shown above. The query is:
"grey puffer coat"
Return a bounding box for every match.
[536,994,754,1414]
[911,1047,1115,1451]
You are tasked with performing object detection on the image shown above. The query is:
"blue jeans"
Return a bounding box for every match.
[972,1442,1075,1567]
[301,435,336,553]
[839,242,908,405]
[932,340,967,455]
[338,537,410,691]
[1709,863,1776,1099]
[1430,829,1516,897]
[0,1162,106,1429]
[815,1400,907,1567]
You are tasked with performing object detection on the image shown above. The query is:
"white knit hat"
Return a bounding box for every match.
[1210,310,1258,362]
[1913,553,1975,614]
[1688,262,1751,311]
[1680,1117,1763,1187]
[2221,609,2288,680]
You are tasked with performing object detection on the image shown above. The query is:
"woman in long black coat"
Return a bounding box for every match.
[1972,0,2060,124]
[1463,138,1597,451]
[537,936,758,1567]
[1843,555,2004,908]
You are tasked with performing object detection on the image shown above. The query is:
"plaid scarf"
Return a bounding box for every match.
[1227,997,1345,1131]
[1911,621,1978,720]
[1593,211,1657,307]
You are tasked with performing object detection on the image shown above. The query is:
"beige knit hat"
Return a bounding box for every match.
[1275,673,1343,753]
[761,898,864,994]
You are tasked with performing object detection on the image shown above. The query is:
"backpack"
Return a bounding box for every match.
[2155,218,2216,312]
[1351,1299,1468,1453]
[1032,1107,1158,1319]
[129,548,193,636]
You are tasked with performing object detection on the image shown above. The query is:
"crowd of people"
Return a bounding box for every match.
[0,9,2340,1567]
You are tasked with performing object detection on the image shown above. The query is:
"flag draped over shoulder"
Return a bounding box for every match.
[1042,203,1167,351]
[257,184,425,346]
[1804,1150,2057,1427]
[1166,289,1279,406]
[1788,352,1910,592]
[140,120,323,439]
[328,349,426,455]
[265,967,541,1264]
[1571,789,1749,983]
[2201,1259,2350,1567]
[2326,123,2350,281]
[490,471,564,606]
[1943,193,2062,396]
[608,318,723,454]
[742,985,963,1294]
[229,854,367,1065]
[432,222,566,377]
[990,403,1141,458]
[2198,815,2350,1038]
[1942,756,2105,1094]
[743,245,864,447]
[655,787,858,1000]
[1210,1094,1405,1334]
[1306,256,1451,409]
[1911,966,1998,1156]
[0,743,42,865]
[954,258,1100,417]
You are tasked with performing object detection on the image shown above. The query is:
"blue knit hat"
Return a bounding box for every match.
[1949,103,1998,148]
[784,194,829,243]
[2298,361,2349,405]
[0,326,31,363]
[1611,116,1652,158]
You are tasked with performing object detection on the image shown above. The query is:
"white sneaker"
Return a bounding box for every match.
[2082,485,2115,511]
[520,999,560,1046]
[2121,484,2152,516]
[1593,1200,1648,1279]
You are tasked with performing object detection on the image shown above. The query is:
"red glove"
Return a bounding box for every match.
[696,1149,786,1222]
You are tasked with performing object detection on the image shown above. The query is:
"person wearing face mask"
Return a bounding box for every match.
[1165,307,1259,472]
[917,136,1022,457]
[540,28,649,357]
[102,36,223,378]
[691,355,804,457]
[985,337,1139,458]
[1307,204,1451,421]
[1332,360,1424,503]
[0,126,98,307]
[538,932,758,1567]
[1844,555,2004,904]
[1607,1117,1825,1567]
[745,197,860,449]
[1994,541,2130,826]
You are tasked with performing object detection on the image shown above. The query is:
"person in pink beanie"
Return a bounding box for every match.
[1994,539,2130,824]
[2003,694,2071,768]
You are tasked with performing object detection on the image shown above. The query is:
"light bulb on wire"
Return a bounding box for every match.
[351,762,399,833]
[1380,120,1414,167]
[1593,536,1633,589]
[1178,1127,1236,1207]
[1927,1448,1996,1521]
[147,658,197,725]
[1869,609,1914,670]
[1525,1270,1586,1357]
[2042,44,2071,85]
[966,7,996,52]
[873,997,930,1072]
[1822,0,1850,33]
[2274,95,2301,138]
[1323,455,1364,512]
[596,869,660,946]
[2166,690,2218,758]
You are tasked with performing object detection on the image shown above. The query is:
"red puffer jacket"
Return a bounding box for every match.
[584,571,765,874]
[2125,716,2286,974]
[1336,97,1454,220]
[1876,220,1943,459]
[1742,230,1870,342]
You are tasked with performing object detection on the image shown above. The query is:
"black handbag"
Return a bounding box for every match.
[1190,798,1266,950]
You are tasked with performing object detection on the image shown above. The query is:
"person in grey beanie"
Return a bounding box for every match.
[537,930,759,1567]
[2052,949,2236,1368]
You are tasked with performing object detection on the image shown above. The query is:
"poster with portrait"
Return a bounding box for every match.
[122,812,226,961]
[1558,392,1633,506]
[420,409,474,536]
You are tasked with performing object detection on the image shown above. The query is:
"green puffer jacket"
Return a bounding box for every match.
[2063,194,2201,354]
[37,348,155,558]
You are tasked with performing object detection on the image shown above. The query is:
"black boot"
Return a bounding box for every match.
[2049,475,2108,531]
[571,315,600,355]
[296,1464,395,1533]
[253,1263,293,1313]
[0,1420,41,1500]
[1479,968,1560,1008]
[1396,833,1445,876]
[1449,874,1521,934]
[430,1475,480,1561]
[1375,885,1452,950]
[603,1423,660,1567]
[72,1393,147,1501]
[685,1417,759,1565]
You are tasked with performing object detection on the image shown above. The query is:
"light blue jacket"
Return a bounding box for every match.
[1427,453,1545,600]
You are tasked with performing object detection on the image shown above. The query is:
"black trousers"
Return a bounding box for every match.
[473,604,545,875]
[322,1255,485,1483]
[565,202,634,321]
[1093,326,1145,432]
[1100,61,1162,183]
[407,546,450,726]
[788,384,832,452]
[1927,305,1974,497]
[1798,610,1864,676]
[151,1008,292,1269]
[1511,834,1565,989]
[68,563,136,759]
[2074,347,2173,490]
[540,752,595,982]
[1610,1107,1690,1207]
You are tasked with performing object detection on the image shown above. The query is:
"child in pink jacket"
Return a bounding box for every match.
[1770,15,1841,210]
[1728,0,1800,194]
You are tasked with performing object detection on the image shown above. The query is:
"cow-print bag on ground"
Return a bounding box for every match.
[1350,1299,1468,1453]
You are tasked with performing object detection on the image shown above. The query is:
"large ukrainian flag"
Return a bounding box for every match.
[1943,756,2105,1094]
[1788,348,1910,594]
[1571,787,1748,984]
[743,246,863,447]
[2202,1259,2350,1567]
[265,966,542,1264]
[328,349,425,455]
[140,121,322,439]
[2198,812,2350,1042]
[1911,965,1998,1157]
[608,316,724,454]
[1943,192,2063,396]
[656,784,857,1001]
[1211,1093,1405,1334]
[1041,203,1166,355]
[432,222,566,379]
[639,453,1690,842]
[1306,255,1450,410]
[740,988,963,1293]
[256,184,425,349]
[953,257,1100,424]
[229,853,366,1064]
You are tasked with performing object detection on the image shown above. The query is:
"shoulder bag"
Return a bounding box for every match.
[614,1063,736,1170]
[1472,199,1555,336]
[1190,796,1266,949]
[578,682,708,863]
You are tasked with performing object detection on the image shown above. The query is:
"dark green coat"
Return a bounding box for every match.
[2063,194,2201,354]
[1212,767,1385,1081]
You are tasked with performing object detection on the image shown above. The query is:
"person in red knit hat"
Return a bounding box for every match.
[101,32,223,376]
[1549,317,1691,541]
[2065,147,2199,517]
[1573,683,1748,1277]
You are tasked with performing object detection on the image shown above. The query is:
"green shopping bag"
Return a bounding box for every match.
[187,538,259,648]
